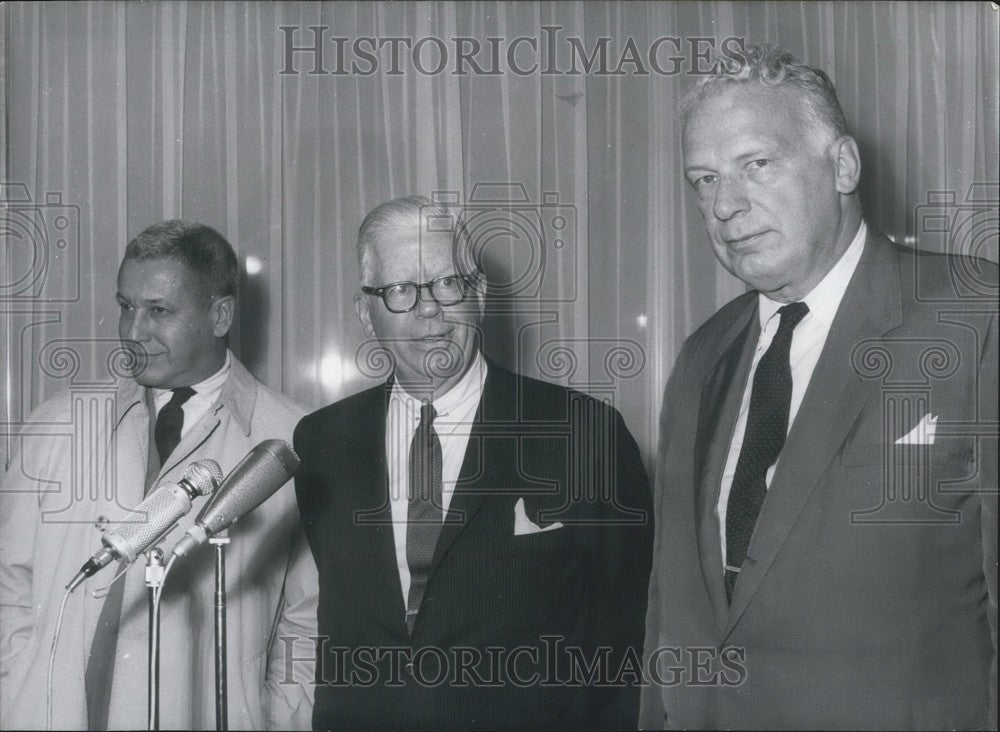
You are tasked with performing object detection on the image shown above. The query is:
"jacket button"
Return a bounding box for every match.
[404,661,415,679]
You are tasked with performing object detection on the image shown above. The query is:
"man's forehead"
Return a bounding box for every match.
[117,256,204,298]
[372,228,460,267]
[683,86,804,159]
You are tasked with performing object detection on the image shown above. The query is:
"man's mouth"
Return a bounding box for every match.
[724,231,764,245]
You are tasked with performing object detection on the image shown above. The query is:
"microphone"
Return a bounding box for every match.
[66,459,223,591]
[171,440,299,560]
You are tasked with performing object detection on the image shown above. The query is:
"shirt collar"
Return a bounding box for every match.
[151,350,231,405]
[391,350,488,420]
[758,220,867,329]
[114,350,256,436]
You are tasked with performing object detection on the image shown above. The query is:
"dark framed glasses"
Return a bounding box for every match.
[361,273,480,314]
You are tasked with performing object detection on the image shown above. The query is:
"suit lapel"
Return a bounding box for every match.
[724,234,903,637]
[429,364,514,575]
[349,384,406,626]
[694,297,758,633]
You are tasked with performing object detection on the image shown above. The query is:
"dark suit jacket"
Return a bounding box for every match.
[296,362,653,730]
[641,233,998,730]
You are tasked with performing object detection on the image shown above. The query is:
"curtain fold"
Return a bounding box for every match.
[3,0,997,473]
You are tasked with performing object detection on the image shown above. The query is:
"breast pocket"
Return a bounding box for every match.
[840,438,973,469]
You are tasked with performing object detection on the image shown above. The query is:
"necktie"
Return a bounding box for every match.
[86,387,193,730]
[725,301,809,603]
[154,386,196,465]
[405,402,443,635]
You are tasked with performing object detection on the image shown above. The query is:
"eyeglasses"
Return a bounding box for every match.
[361,273,480,314]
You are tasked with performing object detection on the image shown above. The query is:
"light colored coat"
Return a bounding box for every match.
[0,354,317,730]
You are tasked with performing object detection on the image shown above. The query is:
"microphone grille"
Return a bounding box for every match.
[201,440,299,535]
[109,484,191,562]
[259,439,300,473]
[183,459,224,495]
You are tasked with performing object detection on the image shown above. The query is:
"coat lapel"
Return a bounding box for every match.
[349,384,402,618]
[694,296,758,633]
[724,234,903,637]
[162,406,220,478]
[429,364,514,575]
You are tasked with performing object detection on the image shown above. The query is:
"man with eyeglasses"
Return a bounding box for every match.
[290,195,654,730]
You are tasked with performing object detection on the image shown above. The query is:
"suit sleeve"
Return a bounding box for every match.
[979,310,998,729]
[585,406,654,730]
[639,344,690,730]
[263,521,318,731]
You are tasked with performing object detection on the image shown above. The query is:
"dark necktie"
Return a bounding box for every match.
[405,402,443,635]
[154,386,196,465]
[725,301,809,603]
[85,386,195,729]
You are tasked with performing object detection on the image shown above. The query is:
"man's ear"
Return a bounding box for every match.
[211,295,236,338]
[831,134,862,195]
[470,271,487,318]
[354,292,376,338]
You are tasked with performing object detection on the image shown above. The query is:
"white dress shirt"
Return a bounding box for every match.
[151,350,231,442]
[386,351,488,603]
[717,221,868,563]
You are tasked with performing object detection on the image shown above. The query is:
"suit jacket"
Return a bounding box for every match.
[0,354,316,730]
[640,233,998,730]
[294,361,653,730]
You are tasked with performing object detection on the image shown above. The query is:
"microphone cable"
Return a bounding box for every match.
[46,587,73,731]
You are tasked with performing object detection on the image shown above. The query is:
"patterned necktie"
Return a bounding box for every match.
[154,386,196,465]
[725,301,809,603]
[405,402,443,635]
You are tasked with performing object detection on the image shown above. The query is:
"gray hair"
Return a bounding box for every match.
[123,219,238,298]
[679,43,849,149]
[357,195,479,284]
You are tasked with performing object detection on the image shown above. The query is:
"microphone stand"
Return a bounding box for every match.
[145,548,166,731]
[210,530,230,731]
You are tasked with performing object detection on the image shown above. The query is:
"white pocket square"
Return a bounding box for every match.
[895,413,938,445]
[513,498,564,536]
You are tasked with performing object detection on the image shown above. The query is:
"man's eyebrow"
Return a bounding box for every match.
[115,293,170,305]
[683,164,714,179]
[735,147,777,162]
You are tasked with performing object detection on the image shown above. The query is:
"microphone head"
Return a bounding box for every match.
[255,439,300,475]
[195,440,299,536]
[183,459,224,496]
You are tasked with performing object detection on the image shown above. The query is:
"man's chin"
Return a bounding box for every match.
[396,351,473,396]
[128,367,168,389]
[726,256,788,295]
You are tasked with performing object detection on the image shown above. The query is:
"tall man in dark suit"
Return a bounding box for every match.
[293,195,653,730]
[640,44,997,730]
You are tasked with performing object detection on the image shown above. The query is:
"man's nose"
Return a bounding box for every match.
[413,284,441,318]
[712,176,750,221]
[121,310,150,342]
